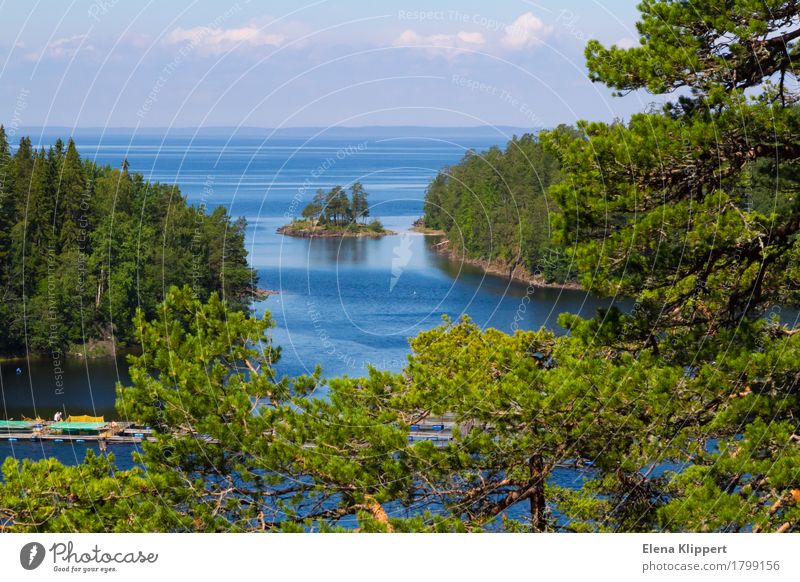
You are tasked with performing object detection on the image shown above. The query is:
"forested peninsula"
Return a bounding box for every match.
[421,127,796,289]
[421,132,572,285]
[0,129,255,356]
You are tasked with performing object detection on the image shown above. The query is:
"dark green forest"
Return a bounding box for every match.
[0,129,255,356]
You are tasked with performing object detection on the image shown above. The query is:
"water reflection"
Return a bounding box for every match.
[307,235,369,267]
[0,355,130,419]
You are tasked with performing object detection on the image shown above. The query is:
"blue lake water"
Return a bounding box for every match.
[0,129,628,466]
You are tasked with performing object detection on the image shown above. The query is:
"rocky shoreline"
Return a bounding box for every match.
[277,224,395,238]
[409,219,446,236]
[254,288,280,299]
[413,220,582,291]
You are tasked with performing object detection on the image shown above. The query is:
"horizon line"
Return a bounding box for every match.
[10,123,541,131]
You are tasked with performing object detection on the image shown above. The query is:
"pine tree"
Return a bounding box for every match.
[350,181,369,223]
[324,185,350,225]
[28,149,55,265]
[541,0,800,531]
[0,127,13,283]
[12,136,34,215]
[56,138,87,253]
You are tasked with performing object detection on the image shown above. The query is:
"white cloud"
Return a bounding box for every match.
[393,29,485,57]
[164,26,284,55]
[501,12,553,49]
[28,34,93,60]
[616,37,637,49]
[456,31,486,45]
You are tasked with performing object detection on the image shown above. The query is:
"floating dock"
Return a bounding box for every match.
[1,414,458,446]
[407,413,458,445]
[0,419,154,444]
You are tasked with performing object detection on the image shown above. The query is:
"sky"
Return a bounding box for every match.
[0,0,657,129]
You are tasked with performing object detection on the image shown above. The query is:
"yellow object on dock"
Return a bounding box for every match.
[66,415,105,423]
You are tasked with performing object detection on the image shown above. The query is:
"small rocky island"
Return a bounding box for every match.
[278,183,394,238]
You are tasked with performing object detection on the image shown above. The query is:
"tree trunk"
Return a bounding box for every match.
[529,453,547,532]
[360,495,393,532]
[95,266,104,308]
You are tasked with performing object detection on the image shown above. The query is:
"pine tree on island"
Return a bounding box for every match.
[281,181,388,237]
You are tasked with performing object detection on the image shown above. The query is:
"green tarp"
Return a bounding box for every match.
[50,421,107,433]
[0,420,37,430]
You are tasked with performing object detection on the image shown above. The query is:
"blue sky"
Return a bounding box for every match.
[0,0,656,128]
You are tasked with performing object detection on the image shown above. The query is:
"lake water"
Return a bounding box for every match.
[0,129,628,465]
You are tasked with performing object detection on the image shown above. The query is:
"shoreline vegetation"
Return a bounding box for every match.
[1,290,279,362]
[0,343,141,363]
[408,217,445,236]
[0,128,256,360]
[279,182,393,238]
[2,287,278,362]
[278,220,394,238]
[411,218,582,291]
[420,133,574,285]
[254,288,280,299]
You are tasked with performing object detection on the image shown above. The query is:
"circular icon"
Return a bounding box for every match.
[20,542,46,570]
